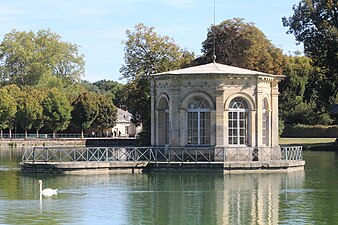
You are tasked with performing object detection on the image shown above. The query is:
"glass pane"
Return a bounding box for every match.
[233,129,238,136]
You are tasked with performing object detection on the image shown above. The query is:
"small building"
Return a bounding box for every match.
[89,108,141,138]
[151,62,284,159]
[111,108,141,138]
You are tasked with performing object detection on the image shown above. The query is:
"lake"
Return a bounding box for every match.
[0,147,338,224]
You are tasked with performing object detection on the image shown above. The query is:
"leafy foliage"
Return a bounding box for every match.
[0,88,17,130]
[120,23,194,79]
[42,88,73,134]
[72,92,99,130]
[92,95,117,130]
[282,0,338,106]
[16,89,43,136]
[0,29,84,87]
[199,18,285,74]
[120,23,194,144]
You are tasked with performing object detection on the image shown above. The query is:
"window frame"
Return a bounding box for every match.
[228,98,249,146]
[186,97,211,146]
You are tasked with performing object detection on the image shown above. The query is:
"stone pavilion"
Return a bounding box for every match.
[151,62,284,154]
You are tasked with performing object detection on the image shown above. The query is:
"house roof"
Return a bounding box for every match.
[117,108,132,123]
[154,62,283,77]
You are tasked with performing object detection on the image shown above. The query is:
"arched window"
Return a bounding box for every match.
[262,99,269,146]
[228,98,249,146]
[158,97,169,145]
[187,97,210,145]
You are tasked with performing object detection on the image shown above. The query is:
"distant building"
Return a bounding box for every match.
[151,62,284,157]
[90,108,141,138]
[111,108,141,138]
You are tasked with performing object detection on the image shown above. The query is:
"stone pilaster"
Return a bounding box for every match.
[215,85,224,147]
[271,81,279,147]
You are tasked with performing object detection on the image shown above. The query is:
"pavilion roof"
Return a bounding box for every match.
[154,62,282,77]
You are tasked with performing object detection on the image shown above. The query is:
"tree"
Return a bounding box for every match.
[282,0,338,106]
[0,29,84,87]
[25,87,48,138]
[120,23,194,80]
[0,88,17,138]
[120,23,194,144]
[92,95,117,136]
[91,80,125,107]
[16,89,43,138]
[199,18,285,75]
[279,55,313,122]
[42,88,72,138]
[72,92,100,138]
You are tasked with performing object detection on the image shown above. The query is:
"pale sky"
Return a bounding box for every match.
[0,0,302,83]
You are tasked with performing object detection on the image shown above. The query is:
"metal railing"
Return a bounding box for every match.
[1,133,140,139]
[22,146,303,163]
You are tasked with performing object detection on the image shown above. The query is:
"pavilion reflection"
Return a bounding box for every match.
[126,171,305,225]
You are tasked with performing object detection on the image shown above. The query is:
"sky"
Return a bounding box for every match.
[0,0,303,83]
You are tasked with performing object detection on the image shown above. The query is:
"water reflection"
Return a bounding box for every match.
[0,148,307,225]
[124,172,304,225]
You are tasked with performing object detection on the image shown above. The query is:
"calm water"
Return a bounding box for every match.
[1,148,338,224]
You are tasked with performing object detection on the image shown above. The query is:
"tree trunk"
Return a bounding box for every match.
[81,130,84,139]
[25,130,28,139]
[36,129,39,139]
[0,129,2,139]
[53,131,56,139]
[9,129,12,139]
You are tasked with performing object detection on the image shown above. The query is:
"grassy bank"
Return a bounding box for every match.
[279,138,337,150]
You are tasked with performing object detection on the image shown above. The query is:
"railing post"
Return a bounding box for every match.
[286,148,288,161]
[33,147,35,163]
[181,148,183,162]
[223,147,226,163]
[155,147,157,162]
[106,148,108,162]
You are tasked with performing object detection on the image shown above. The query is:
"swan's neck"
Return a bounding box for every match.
[39,181,42,192]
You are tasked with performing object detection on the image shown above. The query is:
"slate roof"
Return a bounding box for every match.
[154,62,281,77]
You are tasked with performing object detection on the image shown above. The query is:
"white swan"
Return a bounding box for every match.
[38,180,58,196]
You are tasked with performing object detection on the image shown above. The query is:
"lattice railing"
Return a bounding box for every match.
[22,146,303,163]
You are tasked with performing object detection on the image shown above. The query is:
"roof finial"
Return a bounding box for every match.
[212,0,216,63]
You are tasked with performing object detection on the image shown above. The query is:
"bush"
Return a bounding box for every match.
[281,124,338,138]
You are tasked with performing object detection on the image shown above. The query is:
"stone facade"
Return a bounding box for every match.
[151,62,284,151]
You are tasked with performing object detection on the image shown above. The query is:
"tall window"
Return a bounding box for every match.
[228,98,249,146]
[158,97,169,145]
[262,99,269,146]
[187,97,210,145]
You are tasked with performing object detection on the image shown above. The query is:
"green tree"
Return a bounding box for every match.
[282,0,338,106]
[72,92,99,138]
[92,95,117,136]
[120,23,194,144]
[42,88,72,138]
[0,29,84,87]
[25,87,48,137]
[120,23,194,79]
[0,88,17,138]
[16,89,43,138]
[198,18,285,75]
[1,84,22,137]
[280,55,312,121]
[91,80,125,107]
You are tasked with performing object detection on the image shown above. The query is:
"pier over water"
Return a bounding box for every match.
[21,146,305,173]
